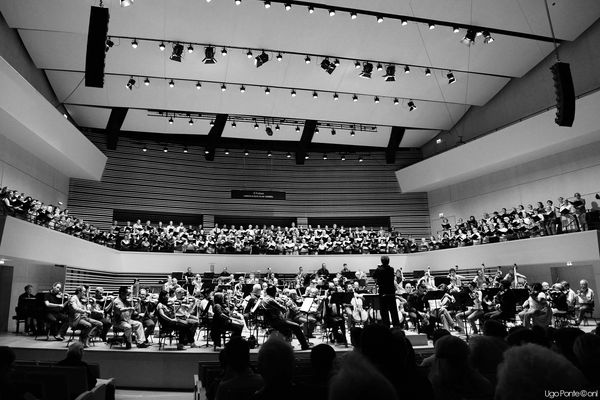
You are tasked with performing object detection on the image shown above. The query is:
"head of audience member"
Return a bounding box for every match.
[329,352,398,400]
[431,329,451,345]
[65,341,85,361]
[506,326,549,347]
[257,334,295,387]
[223,337,251,374]
[310,344,337,383]
[482,319,507,339]
[468,335,508,381]
[350,326,363,350]
[0,346,16,378]
[552,327,584,365]
[573,333,600,388]
[496,344,588,400]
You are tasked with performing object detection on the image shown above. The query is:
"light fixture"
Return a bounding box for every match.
[351,12,357,19]
[120,0,134,7]
[383,65,396,81]
[265,87,271,95]
[320,58,336,74]
[350,130,355,136]
[196,81,202,89]
[210,120,215,126]
[168,117,174,124]
[360,62,373,78]
[352,94,358,102]
[255,51,269,67]
[393,98,399,105]
[404,65,411,74]
[187,44,194,53]
[267,151,272,157]
[244,149,249,156]
[341,154,346,161]
[240,85,246,93]
[163,146,168,153]
[315,127,319,134]
[358,157,364,163]
[168,79,175,88]
[436,138,443,144]
[304,55,311,64]
[333,58,340,66]
[425,68,431,76]
[323,153,328,160]
[482,30,494,44]
[203,46,216,64]
[234,0,241,5]
[354,60,361,69]
[63,113,68,118]
[221,47,227,56]
[105,38,114,52]
[221,83,227,91]
[142,145,148,152]
[188,118,194,125]
[254,121,259,129]
[401,19,408,26]
[183,146,189,153]
[276,52,283,61]
[266,127,274,136]
[374,96,380,104]
[264,1,271,8]
[286,152,292,158]
[224,149,230,155]
[329,9,335,16]
[333,93,339,101]
[275,124,280,131]
[170,43,184,62]
[447,71,456,84]
[428,23,436,30]
[308,5,314,13]
[126,77,136,90]
[131,39,138,48]
[376,63,383,72]
[461,29,477,46]
[291,89,296,97]
[144,77,150,86]
[246,49,253,59]
[313,91,318,99]
[295,125,300,132]
[305,154,309,159]
[408,100,417,111]
[204,149,210,154]
[377,16,383,23]
[331,129,336,135]
[284,3,291,10]
[231,121,237,127]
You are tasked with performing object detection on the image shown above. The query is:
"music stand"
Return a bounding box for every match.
[368,269,377,277]
[299,297,314,313]
[203,272,215,280]
[424,290,445,310]
[434,277,451,287]
[342,272,356,280]
[242,284,254,297]
[171,271,184,284]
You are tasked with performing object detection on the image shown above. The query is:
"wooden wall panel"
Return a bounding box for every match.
[67,132,431,236]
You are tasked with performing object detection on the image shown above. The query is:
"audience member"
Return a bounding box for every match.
[215,337,263,400]
[57,341,97,390]
[251,334,300,400]
[573,333,600,389]
[305,344,337,400]
[329,352,398,400]
[467,335,508,389]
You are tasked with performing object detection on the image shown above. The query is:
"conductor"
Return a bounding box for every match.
[372,255,401,328]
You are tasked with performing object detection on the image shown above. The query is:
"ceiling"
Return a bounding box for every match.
[1,0,599,153]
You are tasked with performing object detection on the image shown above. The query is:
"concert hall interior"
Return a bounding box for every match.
[1,1,600,399]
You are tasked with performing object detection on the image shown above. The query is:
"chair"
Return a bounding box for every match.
[581,307,598,326]
[12,308,27,334]
[156,320,178,350]
[107,327,127,348]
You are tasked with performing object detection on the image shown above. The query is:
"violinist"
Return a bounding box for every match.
[322,288,348,346]
[173,287,199,344]
[262,285,311,350]
[406,283,432,336]
[192,274,203,297]
[518,283,552,328]
[417,268,436,290]
[43,282,69,341]
[183,267,195,295]
[89,287,112,342]
[447,267,466,293]
[316,263,330,280]
[155,290,194,350]
[135,288,157,341]
[67,286,102,348]
[472,268,490,289]
[456,282,484,334]
[211,292,243,348]
[112,286,149,349]
[484,280,516,321]
[295,266,307,289]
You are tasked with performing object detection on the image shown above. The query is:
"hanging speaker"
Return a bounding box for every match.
[550,62,575,127]
[85,6,110,88]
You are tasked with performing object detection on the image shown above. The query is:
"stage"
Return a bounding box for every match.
[0,331,433,390]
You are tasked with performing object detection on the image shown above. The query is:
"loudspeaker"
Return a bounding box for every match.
[85,6,109,88]
[550,62,575,127]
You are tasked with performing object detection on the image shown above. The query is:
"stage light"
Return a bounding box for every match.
[401,19,408,26]
[374,96,380,104]
[315,127,319,134]
[224,149,230,155]
[276,52,283,61]
[358,157,364,163]
[255,51,269,68]
[383,65,396,82]
[329,9,335,16]
[143,77,150,86]
[331,129,336,135]
[231,121,237,127]
[183,147,189,153]
[210,120,215,126]
[351,12,357,19]
[393,98,399,105]
[240,85,246,93]
[291,89,296,97]
[196,81,202,90]
[334,59,340,66]
[377,16,383,23]
[295,126,300,132]
[105,38,114,52]
[284,3,291,10]
[447,71,456,84]
[170,43,184,62]
[286,152,292,158]
[275,124,280,131]
[265,87,270,95]
[323,153,328,160]
[187,44,194,54]
[163,146,168,153]
[188,118,194,126]
[120,0,134,7]
[131,39,138,48]
[320,58,336,74]
[244,150,249,156]
[204,149,210,154]
[142,145,148,152]
[203,46,217,64]
[126,77,136,90]
[264,1,270,8]
[350,130,355,136]
[305,154,309,159]
[376,63,383,72]
[168,117,174,124]
[221,83,227,91]
[313,91,318,99]
[483,30,494,44]
[266,127,273,136]
[461,29,477,46]
[341,154,346,161]
[308,6,314,13]
[360,62,373,78]
[221,47,227,56]
[333,93,339,101]
[404,65,411,74]
[246,49,253,59]
[428,23,436,30]
[436,138,442,144]
[425,68,431,76]
[453,26,460,33]
[354,60,361,69]
[267,151,272,157]
[353,94,358,102]
[234,0,241,5]
[254,122,259,129]
[408,100,417,111]
[304,55,311,64]
[169,79,175,88]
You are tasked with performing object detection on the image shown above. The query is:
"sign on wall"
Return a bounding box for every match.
[231,190,286,200]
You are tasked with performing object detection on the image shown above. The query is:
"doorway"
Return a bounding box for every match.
[0,265,14,332]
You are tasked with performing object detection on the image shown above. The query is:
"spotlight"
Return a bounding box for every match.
[266,127,273,136]
[276,52,283,61]
[295,126,300,133]
[189,118,194,125]
[352,94,358,102]
[169,79,175,88]
[359,62,373,78]
[383,65,396,81]
[221,83,227,91]
[246,49,253,59]
[315,127,319,134]
[265,87,271,95]
[240,85,246,93]
[308,6,314,13]
[461,29,477,46]
[210,120,215,126]
[351,12,357,19]
[203,46,217,64]
[374,96,380,104]
[234,0,241,5]
[453,26,460,33]
[231,121,237,127]
[333,93,339,101]
[224,149,230,155]
[428,23,435,30]
[313,91,318,99]
[254,122,259,129]
[350,130,355,136]
[183,147,189,153]
[408,100,417,111]
[358,157,364,163]
[120,0,134,7]
[304,55,311,64]
[244,150,249,156]
[168,117,174,124]
[286,152,292,158]
[264,1,270,8]
[105,38,114,52]
[320,58,336,74]
[436,138,442,144]
[425,68,431,76]
[284,3,291,10]
[126,77,136,90]
[196,81,202,90]
[170,43,184,62]
[275,124,280,131]
[334,58,340,66]
[354,60,361,69]
[376,63,383,72]
[142,145,148,152]
[323,153,328,160]
[163,146,168,153]
[255,51,269,67]
[204,149,210,154]
[341,154,346,161]
[331,129,336,135]
[393,98,399,105]
[401,19,408,26]
[187,44,194,54]
[483,30,494,44]
[329,9,335,16]
[447,71,456,84]
[377,16,383,23]
[267,151,272,157]
[131,39,138,48]
[305,154,309,159]
[221,47,227,56]
[143,77,150,86]
[291,89,296,97]
[404,65,411,74]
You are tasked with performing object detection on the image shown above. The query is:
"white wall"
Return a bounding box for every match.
[428,139,600,233]
[0,134,69,206]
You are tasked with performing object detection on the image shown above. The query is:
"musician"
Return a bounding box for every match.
[354,269,366,281]
[322,290,348,345]
[261,285,311,350]
[183,267,195,295]
[43,282,69,340]
[242,284,262,322]
[472,269,490,289]
[295,266,307,288]
[340,263,350,273]
[561,281,578,309]
[264,267,275,284]
[372,255,401,328]
[155,290,195,350]
[90,287,112,342]
[456,282,484,334]
[519,283,552,328]
[136,288,157,340]
[16,284,36,334]
[192,274,204,297]
[417,269,436,290]
[504,266,527,288]
[67,286,102,347]
[211,292,243,348]
[548,283,569,314]
[447,267,466,292]
[112,286,149,349]
[316,263,330,280]
[484,280,517,321]
[406,283,432,335]
[173,287,199,344]
[575,279,595,325]
[429,284,462,333]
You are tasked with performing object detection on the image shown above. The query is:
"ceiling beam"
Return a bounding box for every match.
[105,107,128,150]
[205,113,228,161]
[295,120,317,165]
[386,127,405,164]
